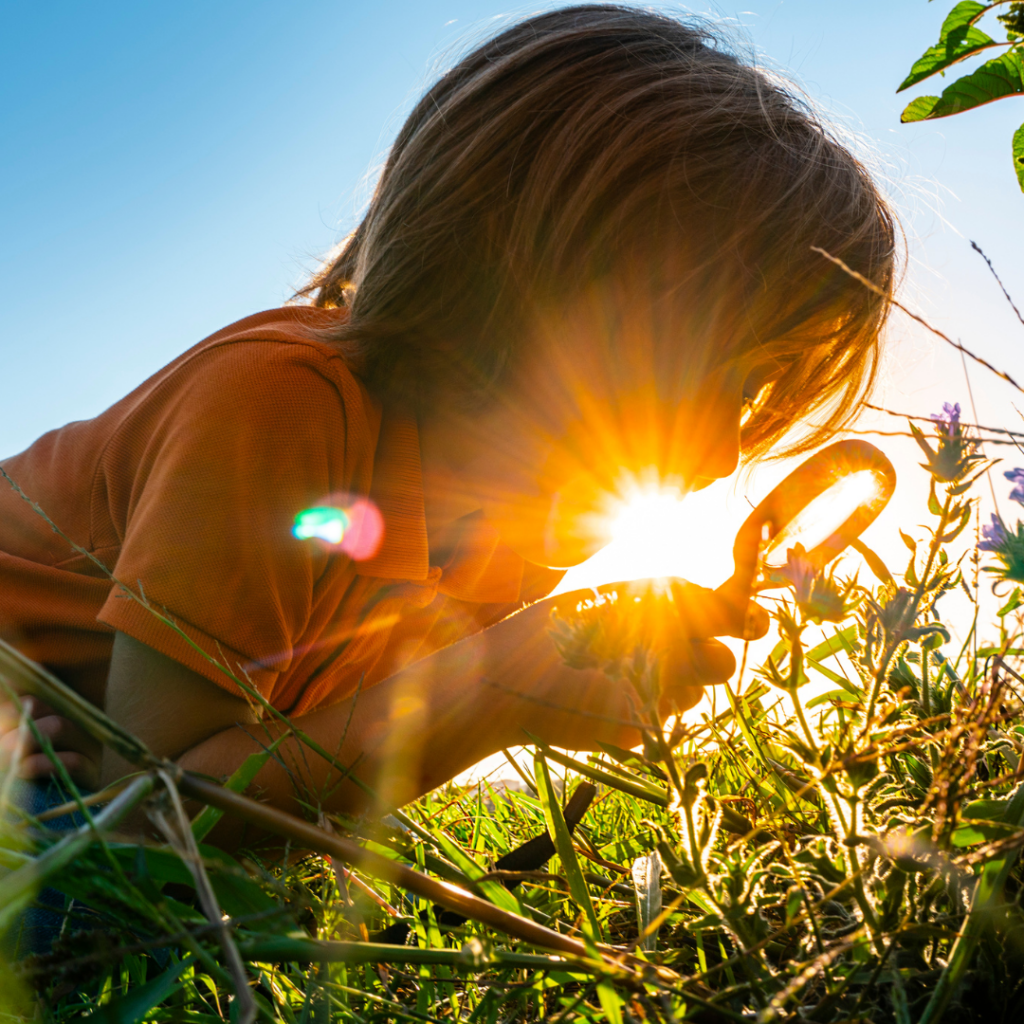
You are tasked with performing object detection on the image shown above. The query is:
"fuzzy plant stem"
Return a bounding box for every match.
[866,489,955,726]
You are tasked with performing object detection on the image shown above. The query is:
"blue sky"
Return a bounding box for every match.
[3,1,1021,457]
[3,1,1024,599]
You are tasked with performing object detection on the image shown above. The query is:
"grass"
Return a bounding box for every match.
[6,372,1024,1022]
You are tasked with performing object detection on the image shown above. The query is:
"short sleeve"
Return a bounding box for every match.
[97,341,355,698]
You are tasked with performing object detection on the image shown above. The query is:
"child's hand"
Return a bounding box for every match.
[656,576,768,716]
[492,578,768,752]
[0,696,102,791]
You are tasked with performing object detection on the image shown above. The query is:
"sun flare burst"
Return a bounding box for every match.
[555,479,740,596]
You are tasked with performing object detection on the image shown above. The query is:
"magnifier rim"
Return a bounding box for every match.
[732,440,896,591]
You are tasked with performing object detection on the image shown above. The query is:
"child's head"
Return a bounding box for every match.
[303,4,896,560]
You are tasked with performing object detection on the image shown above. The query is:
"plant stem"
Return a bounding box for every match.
[866,490,955,726]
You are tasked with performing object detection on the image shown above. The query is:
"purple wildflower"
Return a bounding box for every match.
[777,544,816,604]
[1006,468,1024,506]
[930,402,962,439]
[979,514,1009,552]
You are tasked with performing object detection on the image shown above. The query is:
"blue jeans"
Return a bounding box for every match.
[6,777,91,959]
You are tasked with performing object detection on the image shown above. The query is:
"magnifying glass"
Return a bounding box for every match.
[724,440,896,599]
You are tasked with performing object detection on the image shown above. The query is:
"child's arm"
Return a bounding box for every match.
[96,581,760,848]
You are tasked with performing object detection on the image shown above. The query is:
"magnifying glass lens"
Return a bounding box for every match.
[763,470,886,568]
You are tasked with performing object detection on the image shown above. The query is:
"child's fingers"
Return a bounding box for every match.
[667,579,769,640]
[656,637,738,719]
[26,714,100,758]
[18,750,99,788]
[665,637,736,683]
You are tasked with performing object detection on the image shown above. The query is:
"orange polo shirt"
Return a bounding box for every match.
[0,307,563,715]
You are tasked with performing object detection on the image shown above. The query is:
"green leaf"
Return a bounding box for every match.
[805,658,862,693]
[191,733,287,842]
[963,797,1010,819]
[851,538,895,585]
[928,478,943,516]
[998,587,1023,616]
[941,503,974,543]
[901,48,1024,122]
[1014,120,1024,190]
[534,751,603,944]
[911,421,938,463]
[905,554,921,588]
[805,625,858,662]
[87,955,195,1024]
[922,782,1024,1021]
[899,2,999,91]
[535,740,669,807]
[597,982,625,1024]
[806,687,863,709]
[431,828,526,917]
[631,851,662,952]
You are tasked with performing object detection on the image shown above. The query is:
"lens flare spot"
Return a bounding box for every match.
[293,507,349,544]
[292,498,384,560]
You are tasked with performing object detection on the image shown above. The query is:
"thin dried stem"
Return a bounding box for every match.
[812,247,1024,394]
[971,240,1024,329]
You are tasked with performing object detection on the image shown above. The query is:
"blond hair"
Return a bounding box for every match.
[300,5,896,456]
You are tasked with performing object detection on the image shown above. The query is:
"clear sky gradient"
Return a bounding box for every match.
[3,2,1024,610]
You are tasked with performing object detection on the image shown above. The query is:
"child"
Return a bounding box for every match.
[0,6,894,845]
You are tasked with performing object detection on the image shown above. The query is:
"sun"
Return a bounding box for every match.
[554,480,740,595]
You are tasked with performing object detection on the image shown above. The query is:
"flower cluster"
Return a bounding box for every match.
[912,402,984,484]
[776,544,858,624]
[978,468,1024,585]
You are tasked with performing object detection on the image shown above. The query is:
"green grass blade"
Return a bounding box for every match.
[531,740,668,806]
[533,750,602,945]
[86,955,195,1024]
[0,774,155,934]
[191,734,288,841]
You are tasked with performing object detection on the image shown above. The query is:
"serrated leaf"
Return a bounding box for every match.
[902,48,1024,122]
[899,1,997,92]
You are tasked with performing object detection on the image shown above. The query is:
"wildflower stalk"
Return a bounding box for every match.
[866,488,955,727]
